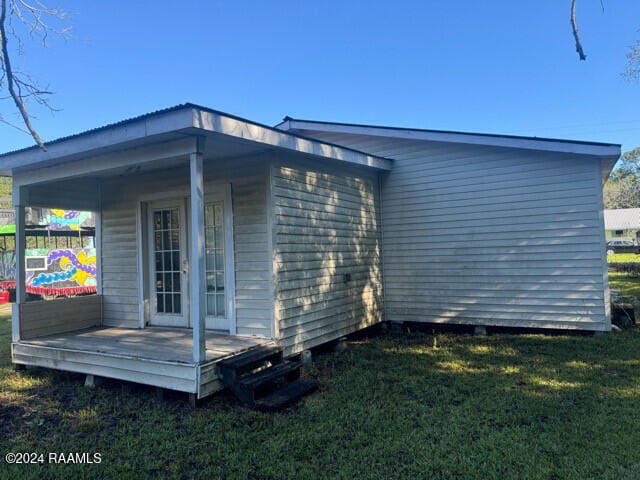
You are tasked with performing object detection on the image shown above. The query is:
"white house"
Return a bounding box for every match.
[0,104,620,406]
[604,208,640,243]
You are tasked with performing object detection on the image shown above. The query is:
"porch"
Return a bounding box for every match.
[12,323,272,398]
[4,104,390,400]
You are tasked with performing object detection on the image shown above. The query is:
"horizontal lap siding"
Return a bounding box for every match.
[100,157,272,336]
[297,131,608,331]
[20,296,102,339]
[225,161,272,338]
[272,160,383,355]
[100,168,190,327]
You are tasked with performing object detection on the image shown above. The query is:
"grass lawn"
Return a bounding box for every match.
[609,272,640,299]
[607,253,640,308]
[607,253,640,263]
[2,315,640,478]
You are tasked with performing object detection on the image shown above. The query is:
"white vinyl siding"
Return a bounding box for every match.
[292,130,609,331]
[99,156,272,336]
[271,158,383,355]
[221,164,272,338]
[19,296,102,340]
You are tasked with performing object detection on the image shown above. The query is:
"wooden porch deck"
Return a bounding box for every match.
[12,327,274,398]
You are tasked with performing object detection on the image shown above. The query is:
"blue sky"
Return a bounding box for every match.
[1,1,640,153]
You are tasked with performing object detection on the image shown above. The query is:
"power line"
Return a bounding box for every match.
[519,119,640,133]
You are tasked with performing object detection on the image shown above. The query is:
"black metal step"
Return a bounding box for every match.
[217,345,283,386]
[237,361,301,391]
[254,378,320,412]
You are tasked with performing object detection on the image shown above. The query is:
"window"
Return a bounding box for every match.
[205,203,225,317]
[615,230,624,235]
[25,256,47,271]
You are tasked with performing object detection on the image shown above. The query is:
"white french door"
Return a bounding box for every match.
[147,200,189,327]
[204,196,232,332]
[144,187,235,332]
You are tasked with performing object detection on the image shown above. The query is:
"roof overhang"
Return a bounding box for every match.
[0,105,393,177]
[276,117,621,182]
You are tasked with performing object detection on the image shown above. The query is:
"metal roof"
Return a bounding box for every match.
[604,208,640,230]
[0,104,192,159]
[0,104,394,174]
[278,116,621,149]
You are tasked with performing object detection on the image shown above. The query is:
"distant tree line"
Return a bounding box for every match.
[604,148,640,209]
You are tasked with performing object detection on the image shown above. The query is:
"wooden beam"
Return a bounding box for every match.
[95,184,103,297]
[13,203,25,342]
[190,147,206,363]
[223,183,237,335]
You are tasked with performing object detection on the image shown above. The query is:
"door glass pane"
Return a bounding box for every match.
[215,250,224,272]
[157,294,164,313]
[170,231,180,250]
[173,294,181,314]
[207,295,216,315]
[206,272,216,292]
[206,250,215,270]
[205,206,214,226]
[152,207,182,315]
[205,202,225,317]
[216,294,225,317]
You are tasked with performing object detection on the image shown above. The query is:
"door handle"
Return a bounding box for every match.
[182,259,188,275]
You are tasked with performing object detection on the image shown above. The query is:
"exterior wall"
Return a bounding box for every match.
[271,156,383,355]
[100,155,272,337]
[605,229,639,243]
[212,158,272,338]
[19,295,102,340]
[291,130,610,332]
[100,169,183,328]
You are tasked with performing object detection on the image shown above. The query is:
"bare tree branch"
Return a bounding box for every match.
[0,0,45,149]
[0,1,68,150]
[571,0,587,61]
[622,36,640,81]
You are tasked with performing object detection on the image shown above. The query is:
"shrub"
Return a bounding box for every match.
[609,263,640,277]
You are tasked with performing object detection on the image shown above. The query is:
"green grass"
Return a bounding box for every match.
[2,316,640,478]
[609,272,640,299]
[607,254,640,314]
[607,253,640,263]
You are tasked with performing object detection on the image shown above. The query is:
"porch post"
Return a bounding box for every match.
[12,202,26,342]
[94,183,103,296]
[190,145,206,363]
